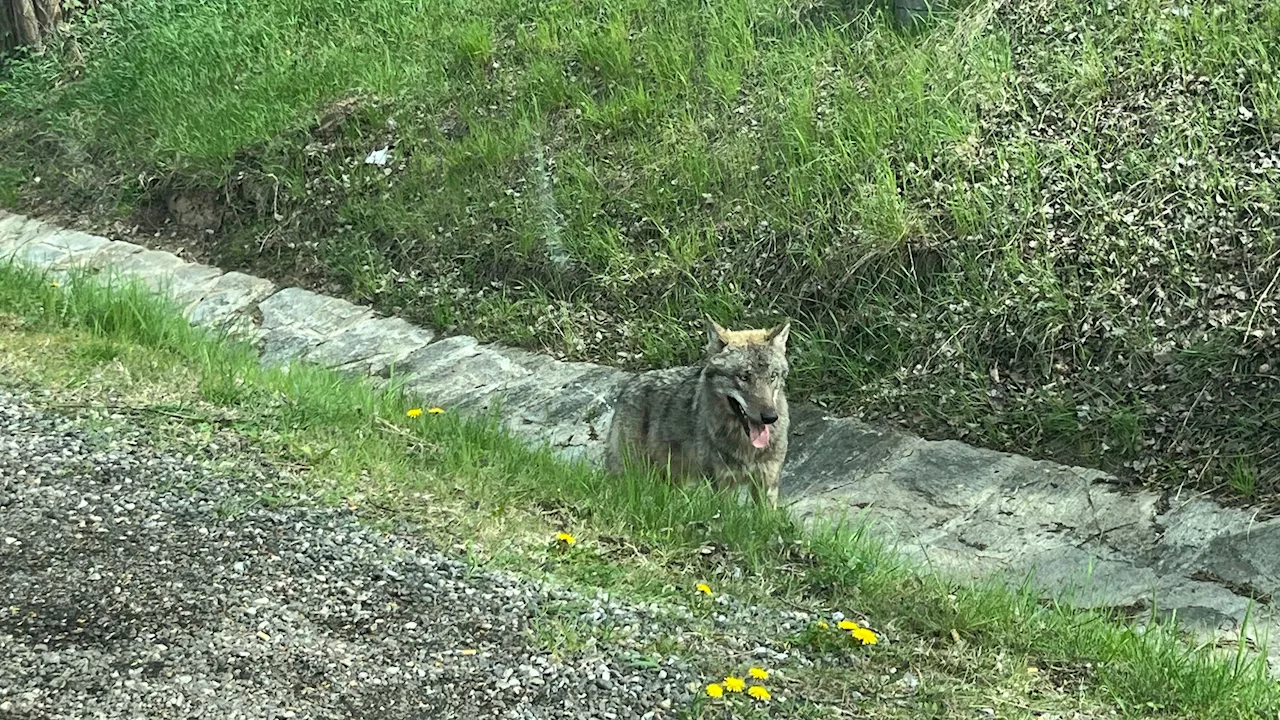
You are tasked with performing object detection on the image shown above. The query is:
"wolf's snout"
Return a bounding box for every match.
[760,410,779,425]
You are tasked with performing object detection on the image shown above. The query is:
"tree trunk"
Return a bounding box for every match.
[892,0,934,29]
[34,0,62,34]
[0,1,11,50]
[13,0,44,53]
[4,0,80,54]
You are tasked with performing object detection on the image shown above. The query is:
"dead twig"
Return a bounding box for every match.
[40,402,236,424]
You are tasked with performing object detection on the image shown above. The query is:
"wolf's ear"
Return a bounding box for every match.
[705,316,729,354]
[767,320,790,348]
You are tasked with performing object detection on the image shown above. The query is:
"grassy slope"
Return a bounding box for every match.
[0,0,1278,497]
[2,259,1279,717]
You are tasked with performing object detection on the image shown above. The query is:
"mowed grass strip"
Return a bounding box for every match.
[0,260,1277,717]
[1,0,1277,498]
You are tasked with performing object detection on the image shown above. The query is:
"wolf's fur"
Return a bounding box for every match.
[604,318,791,508]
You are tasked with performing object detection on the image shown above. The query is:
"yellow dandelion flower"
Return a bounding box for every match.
[555,532,576,545]
[695,583,712,596]
[1027,666,1040,674]
[852,627,879,645]
[406,407,423,418]
[748,667,769,680]
[428,407,445,414]
[747,685,771,702]
[723,676,745,693]
[816,621,829,630]
[705,683,724,698]
[837,619,859,631]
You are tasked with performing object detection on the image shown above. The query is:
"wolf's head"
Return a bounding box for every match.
[701,317,791,449]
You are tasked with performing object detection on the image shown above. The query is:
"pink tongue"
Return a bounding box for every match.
[749,423,771,449]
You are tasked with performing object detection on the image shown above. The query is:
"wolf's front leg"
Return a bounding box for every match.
[747,463,782,510]
[747,476,779,509]
[709,468,736,493]
[762,481,780,510]
[705,468,750,507]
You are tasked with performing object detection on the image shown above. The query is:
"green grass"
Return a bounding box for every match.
[2,261,1280,717]
[1,0,1278,498]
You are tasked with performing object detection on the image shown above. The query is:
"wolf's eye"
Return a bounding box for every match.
[737,372,751,383]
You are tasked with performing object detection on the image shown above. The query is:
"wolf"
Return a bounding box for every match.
[604,318,791,508]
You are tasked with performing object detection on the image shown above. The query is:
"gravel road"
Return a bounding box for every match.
[0,390,696,719]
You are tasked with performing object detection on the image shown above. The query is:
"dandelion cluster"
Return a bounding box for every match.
[811,616,881,648]
[705,666,774,705]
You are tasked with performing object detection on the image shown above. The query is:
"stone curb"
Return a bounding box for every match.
[2,210,1276,667]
